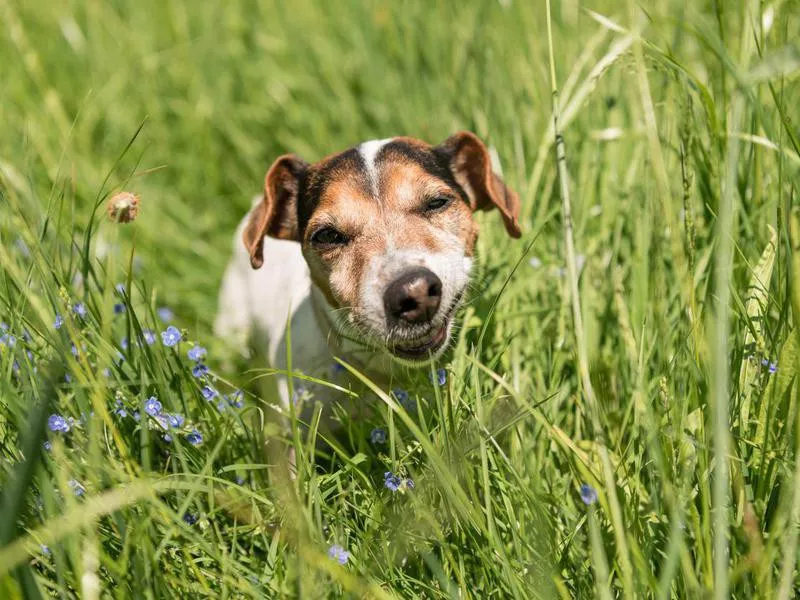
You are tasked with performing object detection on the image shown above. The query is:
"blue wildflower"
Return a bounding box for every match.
[132,411,141,422]
[579,483,598,505]
[115,283,126,295]
[370,427,387,445]
[392,388,409,403]
[144,397,162,416]
[384,471,401,492]
[40,545,50,556]
[163,433,173,443]
[157,307,174,323]
[0,322,6,331]
[187,345,207,361]
[330,362,346,376]
[155,414,170,429]
[384,471,413,492]
[186,429,203,446]
[183,513,199,525]
[54,314,64,329]
[71,343,79,357]
[769,362,778,374]
[161,326,181,347]
[201,385,218,400]
[114,400,127,418]
[167,413,185,428]
[43,440,52,451]
[142,329,156,345]
[327,544,350,565]
[48,414,70,433]
[192,363,209,378]
[121,337,129,350]
[235,475,245,485]
[113,303,125,315]
[431,368,446,386]
[68,479,85,497]
[64,374,72,383]
[1,333,16,348]
[73,303,87,319]
[229,389,244,409]
[216,400,227,412]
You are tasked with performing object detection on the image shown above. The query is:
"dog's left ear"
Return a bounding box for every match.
[243,154,308,269]
[436,131,521,238]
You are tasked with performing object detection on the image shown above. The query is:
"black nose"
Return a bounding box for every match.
[384,268,442,325]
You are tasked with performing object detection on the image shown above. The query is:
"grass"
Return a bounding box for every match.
[1,0,799,597]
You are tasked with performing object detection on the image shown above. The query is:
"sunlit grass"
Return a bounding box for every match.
[1,0,799,597]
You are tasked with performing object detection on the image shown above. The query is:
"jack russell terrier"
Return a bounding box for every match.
[215,131,521,430]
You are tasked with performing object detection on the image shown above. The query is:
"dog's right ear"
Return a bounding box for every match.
[243,154,308,269]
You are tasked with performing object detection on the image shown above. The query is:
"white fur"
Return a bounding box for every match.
[358,138,393,193]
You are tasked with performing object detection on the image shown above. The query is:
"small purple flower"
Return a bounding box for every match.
[370,427,387,445]
[115,283,126,295]
[392,389,409,403]
[163,433,173,443]
[192,363,210,378]
[71,343,79,357]
[43,440,52,451]
[431,368,447,386]
[121,337,129,350]
[68,479,85,497]
[142,329,156,345]
[229,390,244,409]
[161,326,181,347]
[330,362,346,376]
[183,512,199,525]
[384,471,401,492]
[235,475,245,485]
[54,314,64,329]
[73,303,87,319]
[132,411,141,422]
[155,414,170,429]
[144,397,162,416]
[187,345,207,361]
[40,545,50,556]
[769,362,778,374]
[167,413,185,428]
[64,374,72,383]
[579,483,598,506]
[157,307,174,323]
[48,414,70,433]
[383,471,413,492]
[216,400,227,412]
[185,429,203,446]
[114,400,127,418]
[201,385,218,400]
[113,303,125,315]
[1,333,16,348]
[327,544,350,565]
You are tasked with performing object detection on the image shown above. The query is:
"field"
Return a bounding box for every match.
[1,0,800,597]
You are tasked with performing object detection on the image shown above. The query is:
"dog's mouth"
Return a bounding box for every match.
[386,290,463,362]
[389,320,450,361]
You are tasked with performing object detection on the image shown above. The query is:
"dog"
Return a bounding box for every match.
[215,131,521,430]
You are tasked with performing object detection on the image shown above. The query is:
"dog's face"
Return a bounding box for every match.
[244,132,521,365]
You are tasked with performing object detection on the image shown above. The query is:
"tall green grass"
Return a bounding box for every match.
[1,0,799,597]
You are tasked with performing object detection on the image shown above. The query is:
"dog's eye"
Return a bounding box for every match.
[311,227,348,247]
[423,196,452,213]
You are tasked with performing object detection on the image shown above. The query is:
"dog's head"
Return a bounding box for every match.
[244,132,521,365]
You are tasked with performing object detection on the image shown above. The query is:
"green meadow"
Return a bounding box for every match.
[1,0,799,597]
